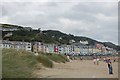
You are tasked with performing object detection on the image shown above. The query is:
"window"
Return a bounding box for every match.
[28,47,31,48]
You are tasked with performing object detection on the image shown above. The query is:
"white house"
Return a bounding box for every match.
[69,39,75,43]
[80,40,88,45]
[1,40,32,52]
[1,40,12,49]
[4,32,13,37]
[2,27,19,31]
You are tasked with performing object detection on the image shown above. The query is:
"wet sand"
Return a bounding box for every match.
[34,60,118,78]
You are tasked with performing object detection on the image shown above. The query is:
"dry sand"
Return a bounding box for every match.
[34,60,118,78]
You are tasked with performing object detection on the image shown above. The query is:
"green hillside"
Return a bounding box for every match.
[1,23,120,51]
[0,23,23,28]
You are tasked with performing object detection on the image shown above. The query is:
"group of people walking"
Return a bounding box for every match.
[104,57,113,75]
[93,56,114,75]
[66,54,115,75]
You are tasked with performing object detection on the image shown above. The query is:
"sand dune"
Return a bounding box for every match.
[34,60,118,78]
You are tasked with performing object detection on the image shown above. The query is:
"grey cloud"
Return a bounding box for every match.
[72,2,117,16]
[1,2,118,44]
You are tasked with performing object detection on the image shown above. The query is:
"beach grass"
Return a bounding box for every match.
[2,49,69,78]
[2,48,38,78]
[36,54,53,68]
[44,53,68,63]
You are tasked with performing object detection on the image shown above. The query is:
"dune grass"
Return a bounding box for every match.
[36,53,68,68]
[43,53,68,63]
[2,48,38,78]
[2,49,68,78]
[36,54,53,68]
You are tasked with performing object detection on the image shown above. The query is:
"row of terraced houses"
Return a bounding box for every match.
[0,40,116,55]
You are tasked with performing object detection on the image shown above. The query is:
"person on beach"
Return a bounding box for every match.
[67,55,70,62]
[107,59,113,75]
[80,57,83,61]
[106,57,110,63]
[113,57,116,62]
[93,58,96,65]
[103,57,106,62]
[96,58,99,65]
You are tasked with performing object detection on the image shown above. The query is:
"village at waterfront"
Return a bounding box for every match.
[0,40,118,56]
[0,24,118,56]
[1,24,119,78]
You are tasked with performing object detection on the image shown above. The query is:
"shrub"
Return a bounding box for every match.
[45,53,68,63]
[58,54,69,62]
[36,54,53,68]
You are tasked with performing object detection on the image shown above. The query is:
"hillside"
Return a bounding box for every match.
[1,23,120,51]
[3,29,99,45]
[103,42,120,51]
[0,23,23,28]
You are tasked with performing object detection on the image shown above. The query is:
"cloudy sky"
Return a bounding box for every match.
[0,0,119,45]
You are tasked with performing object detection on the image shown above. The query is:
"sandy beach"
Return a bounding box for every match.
[34,60,118,78]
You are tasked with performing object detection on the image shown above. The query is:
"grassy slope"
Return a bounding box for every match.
[36,53,69,67]
[2,49,68,78]
[36,54,53,68]
[45,53,68,63]
[2,49,38,78]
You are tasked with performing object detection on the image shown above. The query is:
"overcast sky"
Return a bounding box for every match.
[0,0,119,45]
